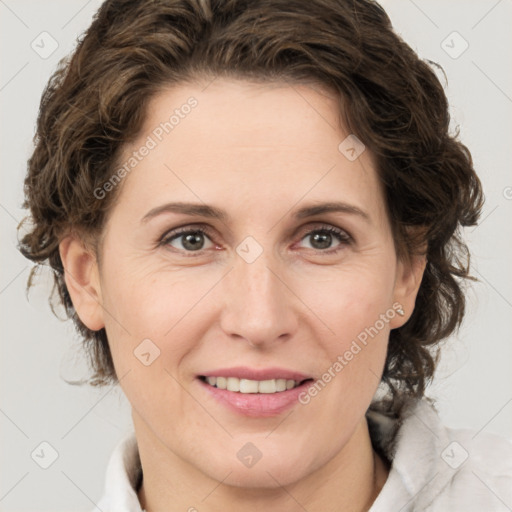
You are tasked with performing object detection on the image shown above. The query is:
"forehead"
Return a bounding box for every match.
[141,78,352,159]
[114,78,385,223]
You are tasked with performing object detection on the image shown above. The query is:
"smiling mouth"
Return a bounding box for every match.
[198,376,313,394]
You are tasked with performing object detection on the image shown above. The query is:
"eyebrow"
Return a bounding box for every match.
[141,201,370,224]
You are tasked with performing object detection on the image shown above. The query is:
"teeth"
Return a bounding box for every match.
[203,376,303,393]
[276,379,287,392]
[227,377,240,392]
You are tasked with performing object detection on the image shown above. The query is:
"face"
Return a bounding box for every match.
[63,78,423,489]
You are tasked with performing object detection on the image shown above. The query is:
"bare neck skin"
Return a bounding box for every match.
[135,412,390,512]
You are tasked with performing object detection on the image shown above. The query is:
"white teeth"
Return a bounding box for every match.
[226,377,240,392]
[216,376,227,389]
[203,376,304,393]
[239,379,259,393]
[258,379,276,393]
[276,379,287,392]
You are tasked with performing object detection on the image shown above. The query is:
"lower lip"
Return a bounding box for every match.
[197,378,313,418]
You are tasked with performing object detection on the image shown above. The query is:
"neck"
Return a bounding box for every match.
[135,414,389,512]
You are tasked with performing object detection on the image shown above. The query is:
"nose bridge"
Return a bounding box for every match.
[234,242,282,311]
[220,238,296,344]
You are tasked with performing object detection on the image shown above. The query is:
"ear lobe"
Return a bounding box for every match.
[59,235,105,331]
[390,252,427,329]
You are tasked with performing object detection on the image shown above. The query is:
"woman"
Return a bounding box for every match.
[19,0,512,510]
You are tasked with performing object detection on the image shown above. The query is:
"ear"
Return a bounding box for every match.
[390,251,427,329]
[59,235,105,331]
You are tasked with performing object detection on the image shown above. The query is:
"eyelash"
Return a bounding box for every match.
[158,223,353,257]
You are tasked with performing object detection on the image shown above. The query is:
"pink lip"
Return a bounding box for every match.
[197,377,314,417]
[199,366,312,381]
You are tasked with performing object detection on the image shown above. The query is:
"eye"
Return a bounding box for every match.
[297,225,352,253]
[159,223,352,256]
[160,226,215,253]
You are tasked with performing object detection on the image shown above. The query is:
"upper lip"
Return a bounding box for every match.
[199,366,313,382]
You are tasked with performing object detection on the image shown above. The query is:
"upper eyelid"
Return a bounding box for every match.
[160,223,216,242]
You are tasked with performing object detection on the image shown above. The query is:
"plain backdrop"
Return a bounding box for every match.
[1,1,511,510]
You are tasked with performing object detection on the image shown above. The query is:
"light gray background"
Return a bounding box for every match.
[1,1,511,510]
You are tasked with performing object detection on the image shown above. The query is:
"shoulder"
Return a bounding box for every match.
[434,424,512,511]
[368,397,512,511]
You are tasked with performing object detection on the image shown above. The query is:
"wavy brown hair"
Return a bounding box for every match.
[19,0,483,403]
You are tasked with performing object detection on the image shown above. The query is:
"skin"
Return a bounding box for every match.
[60,78,426,512]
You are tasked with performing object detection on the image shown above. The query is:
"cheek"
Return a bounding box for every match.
[296,270,393,425]
[100,263,222,383]
[99,267,206,426]
[102,259,218,334]
[301,262,396,340]
[293,260,395,401]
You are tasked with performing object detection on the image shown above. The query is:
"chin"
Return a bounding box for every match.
[220,464,304,489]
[199,446,313,489]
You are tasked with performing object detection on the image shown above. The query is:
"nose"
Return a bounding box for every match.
[219,248,298,348]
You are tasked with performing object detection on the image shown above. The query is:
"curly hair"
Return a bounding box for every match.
[19,0,483,403]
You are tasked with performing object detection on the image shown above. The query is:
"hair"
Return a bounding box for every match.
[19,0,483,405]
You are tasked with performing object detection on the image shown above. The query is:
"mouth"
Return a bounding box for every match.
[196,372,315,417]
[198,375,313,394]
